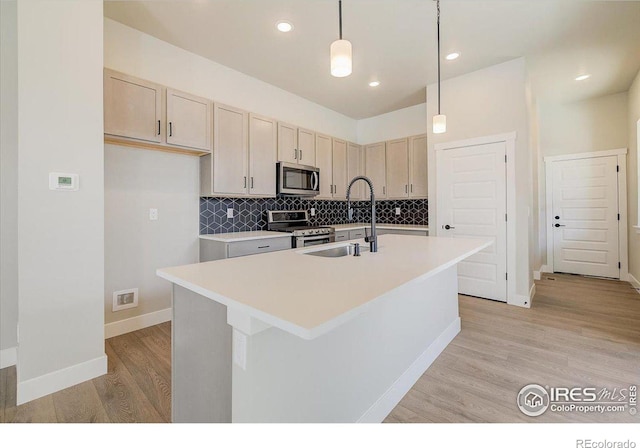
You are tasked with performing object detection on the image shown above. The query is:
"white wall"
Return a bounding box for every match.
[104,146,199,325]
[427,58,532,301]
[0,0,18,360]
[16,0,105,403]
[628,70,640,284]
[104,18,357,143]
[357,103,427,145]
[536,92,629,268]
[539,92,628,157]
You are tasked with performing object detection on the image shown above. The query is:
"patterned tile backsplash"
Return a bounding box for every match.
[200,197,428,234]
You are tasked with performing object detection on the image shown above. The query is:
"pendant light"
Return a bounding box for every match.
[331,1,352,77]
[433,0,446,134]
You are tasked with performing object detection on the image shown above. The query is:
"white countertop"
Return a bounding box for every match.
[199,231,291,242]
[332,223,429,232]
[158,235,490,340]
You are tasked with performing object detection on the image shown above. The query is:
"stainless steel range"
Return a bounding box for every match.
[267,210,335,248]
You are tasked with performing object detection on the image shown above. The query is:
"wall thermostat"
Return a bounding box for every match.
[49,172,79,191]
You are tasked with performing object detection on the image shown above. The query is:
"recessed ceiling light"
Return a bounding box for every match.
[276,21,293,33]
[575,74,590,81]
[369,81,380,87]
[445,52,459,61]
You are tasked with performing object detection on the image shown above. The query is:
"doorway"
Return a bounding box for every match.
[544,149,628,279]
[435,134,516,303]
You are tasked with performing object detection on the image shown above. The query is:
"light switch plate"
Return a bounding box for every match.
[310,208,316,216]
[149,208,158,221]
[227,208,234,219]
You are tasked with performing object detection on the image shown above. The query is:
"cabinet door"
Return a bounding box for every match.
[213,103,248,194]
[386,138,409,199]
[277,122,298,164]
[166,88,212,151]
[347,142,364,200]
[249,113,277,196]
[409,134,428,198]
[332,139,348,199]
[104,69,162,143]
[315,134,333,199]
[297,128,316,166]
[365,142,387,199]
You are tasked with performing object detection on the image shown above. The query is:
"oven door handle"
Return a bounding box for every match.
[301,234,331,242]
[311,171,319,191]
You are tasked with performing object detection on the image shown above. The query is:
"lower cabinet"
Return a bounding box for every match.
[349,229,367,240]
[335,231,349,242]
[335,228,428,242]
[377,229,428,237]
[200,237,292,261]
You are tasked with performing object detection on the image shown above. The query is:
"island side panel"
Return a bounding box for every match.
[232,265,460,423]
[172,285,232,423]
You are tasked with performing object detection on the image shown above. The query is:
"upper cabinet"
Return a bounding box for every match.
[347,142,364,200]
[248,113,278,196]
[409,134,428,198]
[104,68,211,155]
[386,138,410,199]
[166,88,212,151]
[315,134,333,199]
[104,69,163,144]
[332,139,348,199]
[365,142,387,200]
[212,103,248,195]
[277,123,316,166]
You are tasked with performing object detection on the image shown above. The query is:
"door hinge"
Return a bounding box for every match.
[505,155,507,163]
[617,165,619,172]
[618,213,620,221]
[505,213,508,222]
[618,262,621,269]
[505,273,508,281]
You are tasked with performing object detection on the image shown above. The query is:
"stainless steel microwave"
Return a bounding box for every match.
[276,162,320,196]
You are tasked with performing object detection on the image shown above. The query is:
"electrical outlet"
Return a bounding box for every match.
[113,288,138,312]
[149,208,158,221]
[227,208,234,219]
[395,207,401,216]
[310,208,316,216]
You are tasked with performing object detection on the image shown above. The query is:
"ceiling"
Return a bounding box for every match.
[104,0,640,119]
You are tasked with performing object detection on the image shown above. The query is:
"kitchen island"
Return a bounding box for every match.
[157,234,491,423]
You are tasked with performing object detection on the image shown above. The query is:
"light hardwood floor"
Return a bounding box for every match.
[1,273,639,423]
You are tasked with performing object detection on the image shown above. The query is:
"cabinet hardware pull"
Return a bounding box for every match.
[244,176,247,188]
[157,120,161,135]
[383,186,386,195]
[251,177,254,189]
[294,149,298,160]
[257,245,270,249]
[411,184,413,193]
[405,185,408,193]
[299,150,302,160]
[169,122,173,137]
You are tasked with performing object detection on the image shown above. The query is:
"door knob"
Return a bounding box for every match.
[444,224,455,230]
[554,223,565,228]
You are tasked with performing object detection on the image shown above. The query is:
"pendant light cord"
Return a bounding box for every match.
[437,0,441,115]
[339,0,343,40]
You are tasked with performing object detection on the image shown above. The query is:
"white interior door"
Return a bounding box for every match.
[551,156,620,278]
[437,142,507,302]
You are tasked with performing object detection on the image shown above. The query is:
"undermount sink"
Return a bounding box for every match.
[303,244,369,258]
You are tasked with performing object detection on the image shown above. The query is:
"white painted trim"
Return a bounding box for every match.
[512,283,535,309]
[634,226,640,234]
[357,317,461,423]
[434,132,517,152]
[104,308,172,339]
[0,346,17,369]
[543,148,627,163]
[434,132,518,307]
[533,270,542,281]
[628,273,640,296]
[17,354,107,405]
[545,150,628,280]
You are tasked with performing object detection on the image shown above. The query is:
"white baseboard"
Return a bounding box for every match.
[17,354,107,405]
[629,273,640,296]
[510,283,535,309]
[0,346,17,369]
[104,307,172,339]
[356,317,461,423]
[533,271,541,281]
